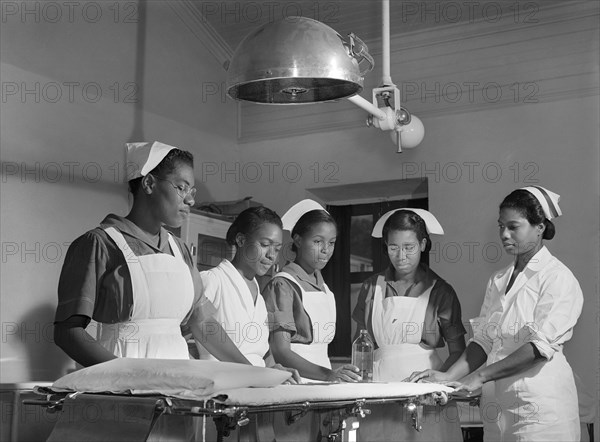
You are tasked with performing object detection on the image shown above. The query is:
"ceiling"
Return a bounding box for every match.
[196,0,564,54]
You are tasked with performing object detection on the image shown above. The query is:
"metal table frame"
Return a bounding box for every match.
[26,389,452,441]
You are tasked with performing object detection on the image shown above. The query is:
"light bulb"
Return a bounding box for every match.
[400,114,424,149]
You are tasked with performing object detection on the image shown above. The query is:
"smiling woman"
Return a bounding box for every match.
[194,206,287,367]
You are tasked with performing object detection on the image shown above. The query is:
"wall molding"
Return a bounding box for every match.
[169,0,232,70]
[236,1,599,144]
[308,178,428,206]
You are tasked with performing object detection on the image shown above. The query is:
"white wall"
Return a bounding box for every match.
[0,1,238,381]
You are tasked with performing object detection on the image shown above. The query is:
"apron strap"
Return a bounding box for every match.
[273,271,334,302]
[166,233,185,262]
[273,272,336,347]
[103,227,151,324]
[273,271,302,290]
[104,227,139,263]
[104,226,147,286]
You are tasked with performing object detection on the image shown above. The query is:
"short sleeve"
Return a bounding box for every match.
[261,278,298,335]
[435,282,467,342]
[351,278,375,332]
[198,270,221,306]
[524,269,583,360]
[55,231,110,323]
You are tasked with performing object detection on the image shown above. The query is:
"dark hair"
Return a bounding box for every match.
[500,189,555,240]
[226,206,283,246]
[291,209,337,253]
[382,210,431,253]
[128,148,194,195]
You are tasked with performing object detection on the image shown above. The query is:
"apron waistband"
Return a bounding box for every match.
[375,343,438,358]
[100,318,182,336]
[374,344,442,381]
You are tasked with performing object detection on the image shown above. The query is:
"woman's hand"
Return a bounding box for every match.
[326,364,362,383]
[405,369,449,383]
[446,372,485,395]
[270,363,301,384]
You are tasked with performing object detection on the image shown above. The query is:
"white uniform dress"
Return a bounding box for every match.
[357,276,464,442]
[196,259,270,366]
[472,246,583,442]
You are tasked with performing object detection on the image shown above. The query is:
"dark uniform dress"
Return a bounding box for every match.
[351,264,466,442]
[55,214,216,441]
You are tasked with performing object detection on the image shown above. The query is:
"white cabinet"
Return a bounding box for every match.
[180,211,234,271]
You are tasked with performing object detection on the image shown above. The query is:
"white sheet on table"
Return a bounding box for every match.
[210,382,455,406]
[52,358,291,399]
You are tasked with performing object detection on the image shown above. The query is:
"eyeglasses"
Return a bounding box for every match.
[153,175,197,200]
[387,243,419,254]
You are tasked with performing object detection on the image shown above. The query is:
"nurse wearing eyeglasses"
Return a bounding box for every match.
[54,141,249,367]
[351,208,465,441]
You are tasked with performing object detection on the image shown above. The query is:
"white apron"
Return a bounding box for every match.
[99,227,193,359]
[100,228,195,442]
[480,266,580,442]
[360,275,463,442]
[269,272,337,441]
[275,272,336,370]
[197,260,269,367]
[371,275,441,380]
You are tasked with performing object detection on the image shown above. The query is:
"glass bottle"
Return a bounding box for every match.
[351,329,374,382]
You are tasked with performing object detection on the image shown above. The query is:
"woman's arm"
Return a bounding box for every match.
[439,334,466,372]
[452,343,541,392]
[408,341,487,382]
[54,315,116,367]
[270,330,359,382]
[189,317,250,364]
[447,341,488,379]
[54,233,116,367]
[263,350,301,383]
[435,280,468,372]
[263,276,360,382]
[478,342,541,382]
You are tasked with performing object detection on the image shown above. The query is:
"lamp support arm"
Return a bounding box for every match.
[382,0,393,86]
[347,95,387,120]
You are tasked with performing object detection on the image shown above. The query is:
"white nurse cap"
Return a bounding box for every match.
[281,199,329,231]
[519,186,562,220]
[371,208,445,238]
[125,141,177,181]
